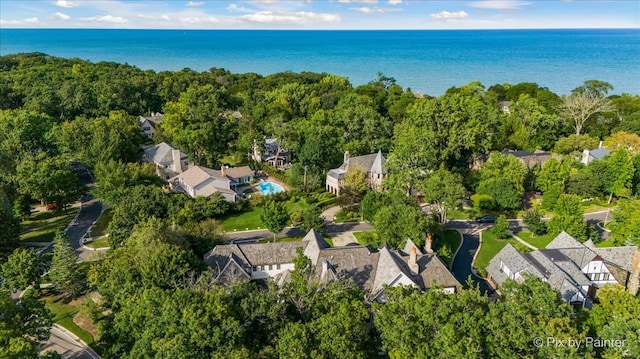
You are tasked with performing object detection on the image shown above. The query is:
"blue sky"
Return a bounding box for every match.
[1,1,639,29]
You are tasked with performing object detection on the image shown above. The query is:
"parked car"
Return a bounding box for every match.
[45,203,58,211]
[475,215,495,223]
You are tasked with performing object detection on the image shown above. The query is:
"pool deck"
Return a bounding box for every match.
[246,176,289,195]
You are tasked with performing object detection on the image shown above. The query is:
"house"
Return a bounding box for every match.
[168,165,254,202]
[139,112,163,139]
[143,142,189,180]
[498,101,511,115]
[582,142,610,165]
[252,138,291,168]
[204,229,460,302]
[486,231,640,308]
[501,149,555,169]
[326,151,387,196]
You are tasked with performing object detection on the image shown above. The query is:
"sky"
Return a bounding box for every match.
[1,0,639,30]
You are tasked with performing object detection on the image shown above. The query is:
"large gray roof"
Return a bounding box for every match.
[343,150,387,174]
[143,142,188,164]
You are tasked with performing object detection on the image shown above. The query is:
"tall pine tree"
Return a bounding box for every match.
[50,231,83,298]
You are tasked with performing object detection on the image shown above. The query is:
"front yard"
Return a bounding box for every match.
[19,208,79,242]
[39,290,97,350]
[515,231,555,249]
[434,230,462,267]
[474,230,532,275]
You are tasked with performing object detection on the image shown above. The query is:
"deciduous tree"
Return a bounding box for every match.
[547,194,588,241]
[559,90,613,135]
[260,200,289,241]
[419,168,465,223]
[1,248,41,292]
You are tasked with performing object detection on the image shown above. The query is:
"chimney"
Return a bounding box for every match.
[598,140,603,149]
[629,248,640,296]
[171,149,183,173]
[221,165,227,177]
[344,151,350,164]
[425,234,434,254]
[321,260,330,277]
[409,247,419,274]
[582,149,590,165]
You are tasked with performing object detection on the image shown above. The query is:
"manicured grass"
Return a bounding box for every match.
[40,291,95,348]
[353,231,378,246]
[474,230,531,273]
[515,231,554,249]
[434,230,462,267]
[19,208,79,242]
[596,239,616,248]
[220,153,247,167]
[221,209,264,231]
[85,236,110,249]
[89,208,112,238]
[448,209,473,220]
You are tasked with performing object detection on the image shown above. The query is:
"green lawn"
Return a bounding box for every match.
[448,209,473,220]
[353,231,377,246]
[220,153,247,167]
[596,239,616,247]
[220,198,315,232]
[89,209,112,238]
[434,230,462,267]
[19,208,79,242]
[40,291,95,349]
[474,230,531,273]
[85,236,110,249]
[515,231,554,249]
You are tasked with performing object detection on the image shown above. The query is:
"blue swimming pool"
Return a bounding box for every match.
[258,181,285,195]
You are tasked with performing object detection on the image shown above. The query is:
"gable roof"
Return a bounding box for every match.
[224,166,254,180]
[143,142,188,164]
[302,228,330,265]
[413,254,461,289]
[343,151,387,174]
[588,148,610,161]
[546,231,584,249]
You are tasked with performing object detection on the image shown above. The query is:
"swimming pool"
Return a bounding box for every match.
[258,181,285,195]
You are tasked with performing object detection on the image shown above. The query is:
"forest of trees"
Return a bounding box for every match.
[1,52,640,357]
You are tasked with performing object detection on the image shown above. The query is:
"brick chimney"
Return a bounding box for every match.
[629,248,640,296]
[409,247,419,274]
[171,149,183,173]
[425,233,434,254]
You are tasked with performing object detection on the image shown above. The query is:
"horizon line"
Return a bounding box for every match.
[2,27,639,31]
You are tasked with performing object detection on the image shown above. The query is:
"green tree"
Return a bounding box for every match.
[373,202,437,249]
[0,188,20,252]
[419,168,465,223]
[585,285,640,358]
[260,200,289,241]
[1,248,41,292]
[537,158,570,194]
[609,199,640,246]
[553,134,600,155]
[160,84,238,167]
[15,153,85,210]
[336,167,368,210]
[547,194,588,241]
[49,231,83,298]
[523,209,547,236]
[492,215,509,239]
[360,191,393,222]
[506,94,562,151]
[480,152,528,192]
[299,205,324,234]
[603,148,634,202]
[471,193,496,213]
[477,177,521,210]
[93,160,163,207]
[0,290,53,358]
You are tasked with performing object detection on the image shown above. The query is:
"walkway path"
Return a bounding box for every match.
[509,231,537,250]
[320,205,341,222]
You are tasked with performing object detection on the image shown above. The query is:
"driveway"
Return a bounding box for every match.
[446,224,496,297]
[40,325,99,359]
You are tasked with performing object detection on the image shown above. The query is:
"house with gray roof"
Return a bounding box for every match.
[581,146,610,165]
[143,142,189,180]
[204,229,460,302]
[501,149,556,169]
[139,112,163,139]
[168,165,254,202]
[252,137,291,169]
[487,231,640,307]
[326,151,387,196]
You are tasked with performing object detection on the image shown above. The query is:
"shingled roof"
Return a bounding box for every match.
[343,150,387,174]
[143,142,188,164]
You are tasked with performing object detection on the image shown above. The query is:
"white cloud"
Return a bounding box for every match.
[253,0,279,4]
[337,0,378,3]
[137,14,154,19]
[81,15,128,23]
[239,11,341,25]
[54,12,70,20]
[467,1,531,11]
[54,0,80,8]
[430,11,469,20]
[161,14,171,21]
[178,16,218,25]
[351,6,403,14]
[0,17,39,26]
[388,0,402,4]
[227,4,255,13]
[186,1,204,7]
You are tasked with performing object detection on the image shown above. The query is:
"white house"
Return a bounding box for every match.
[168,165,254,202]
[139,112,163,139]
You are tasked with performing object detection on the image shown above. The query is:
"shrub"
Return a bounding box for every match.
[471,193,495,213]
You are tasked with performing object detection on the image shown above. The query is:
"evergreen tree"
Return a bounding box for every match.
[49,231,83,298]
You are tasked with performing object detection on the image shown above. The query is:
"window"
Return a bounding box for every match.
[276,264,281,270]
[591,273,598,280]
[142,126,151,131]
[253,266,257,272]
[268,265,273,270]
